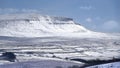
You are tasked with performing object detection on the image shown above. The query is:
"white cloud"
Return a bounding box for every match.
[21,9,39,13]
[0,8,19,14]
[80,6,92,10]
[85,18,92,22]
[85,19,120,33]
[95,17,101,20]
[102,20,120,32]
[0,8,40,14]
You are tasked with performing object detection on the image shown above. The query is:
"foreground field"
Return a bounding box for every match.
[0,36,120,68]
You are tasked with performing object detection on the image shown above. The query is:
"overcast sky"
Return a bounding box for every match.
[0,0,120,33]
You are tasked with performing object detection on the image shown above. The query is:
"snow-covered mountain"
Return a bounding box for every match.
[0,13,89,37]
[0,13,118,38]
[0,13,120,68]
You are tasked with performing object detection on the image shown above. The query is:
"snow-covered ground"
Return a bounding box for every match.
[0,13,89,37]
[0,13,118,39]
[0,36,120,68]
[0,59,82,68]
[87,62,120,68]
[0,13,120,68]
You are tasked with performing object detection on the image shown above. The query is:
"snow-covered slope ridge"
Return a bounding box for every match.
[0,13,91,37]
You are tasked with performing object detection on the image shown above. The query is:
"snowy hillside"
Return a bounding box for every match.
[0,59,82,68]
[0,13,120,68]
[87,62,120,68]
[0,13,91,37]
[0,13,114,38]
[0,61,120,68]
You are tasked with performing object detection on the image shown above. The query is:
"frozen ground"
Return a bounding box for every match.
[0,36,120,68]
[0,60,83,68]
[0,61,119,68]
[0,14,120,68]
[87,62,120,68]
